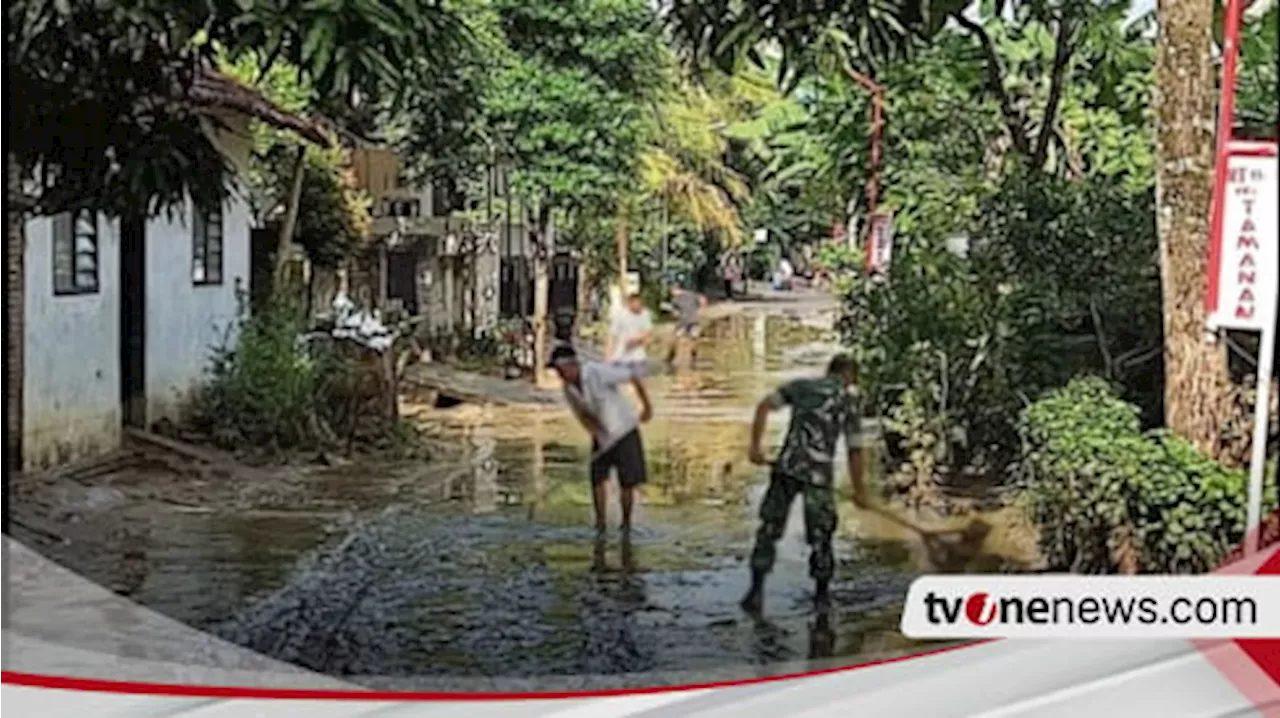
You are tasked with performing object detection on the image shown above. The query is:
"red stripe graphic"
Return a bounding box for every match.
[0,640,989,701]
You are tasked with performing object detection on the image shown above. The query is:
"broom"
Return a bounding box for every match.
[861,502,993,572]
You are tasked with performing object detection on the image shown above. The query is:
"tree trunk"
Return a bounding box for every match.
[1155,0,1240,461]
[273,145,307,293]
[577,258,592,328]
[531,207,552,386]
[5,151,25,485]
[615,210,629,283]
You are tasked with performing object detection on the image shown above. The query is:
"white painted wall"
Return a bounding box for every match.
[21,191,251,470]
[144,193,251,423]
[23,214,122,470]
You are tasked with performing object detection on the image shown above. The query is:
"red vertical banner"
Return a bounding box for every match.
[1207,0,1247,318]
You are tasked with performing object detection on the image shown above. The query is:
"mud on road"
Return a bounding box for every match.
[10,301,1031,689]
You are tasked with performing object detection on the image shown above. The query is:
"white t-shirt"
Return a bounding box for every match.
[609,307,653,363]
[564,362,640,452]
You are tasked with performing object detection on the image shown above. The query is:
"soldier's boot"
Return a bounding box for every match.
[740,569,766,615]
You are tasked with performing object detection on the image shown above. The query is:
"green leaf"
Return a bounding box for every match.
[301,16,336,73]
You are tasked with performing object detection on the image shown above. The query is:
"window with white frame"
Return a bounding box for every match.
[192,203,223,285]
[52,209,99,295]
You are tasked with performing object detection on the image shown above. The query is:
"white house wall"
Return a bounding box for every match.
[144,193,251,424]
[21,192,251,471]
[22,214,123,471]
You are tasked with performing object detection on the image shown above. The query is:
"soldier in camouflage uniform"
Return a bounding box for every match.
[742,354,868,614]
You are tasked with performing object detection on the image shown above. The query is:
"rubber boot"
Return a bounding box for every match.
[740,570,766,615]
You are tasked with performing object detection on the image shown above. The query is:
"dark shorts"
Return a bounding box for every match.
[591,429,647,488]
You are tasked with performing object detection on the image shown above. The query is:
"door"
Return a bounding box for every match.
[120,214,146,428]
[386,247,419,315]
[549,252,579,313]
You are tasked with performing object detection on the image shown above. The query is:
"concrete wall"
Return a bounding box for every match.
[144,193,251,423]
[22,191,251,470]
[23,214,123,470]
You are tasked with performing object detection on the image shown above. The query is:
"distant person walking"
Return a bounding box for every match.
[549,345,653,534]
[720,252,743,299]
[606,290,654,375]
[771,256,795,291]
[665,285,707,370]
[742,354,868,615]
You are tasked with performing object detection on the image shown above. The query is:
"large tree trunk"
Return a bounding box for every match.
[5,152,25,486]
[1155,0,1240,461]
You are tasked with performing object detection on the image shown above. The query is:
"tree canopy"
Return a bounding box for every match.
[6,0,470,218]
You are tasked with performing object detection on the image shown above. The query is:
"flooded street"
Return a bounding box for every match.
[13,296,1028,689]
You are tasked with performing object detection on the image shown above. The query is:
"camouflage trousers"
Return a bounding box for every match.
[748,468,837,583]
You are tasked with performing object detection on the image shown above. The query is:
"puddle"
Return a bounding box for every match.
[15,304,1030,688]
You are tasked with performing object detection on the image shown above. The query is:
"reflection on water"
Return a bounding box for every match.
[33,308,1028,687]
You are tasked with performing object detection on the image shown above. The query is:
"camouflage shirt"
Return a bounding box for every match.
[770,376,864,487]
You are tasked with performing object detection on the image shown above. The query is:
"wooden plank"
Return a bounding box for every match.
[123,428,232,466]
[12,449,139,485]
[403,364,563,407]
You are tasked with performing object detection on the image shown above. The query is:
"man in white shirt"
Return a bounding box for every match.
[605,291,653,374]
[549,345,653,534]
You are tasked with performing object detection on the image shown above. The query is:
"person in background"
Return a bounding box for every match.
[665,285,708,370]
[605,290,654,375]
[720,252,742,299]
[772,256,795,291]
[742,353,868,615]
[549,345,653,534]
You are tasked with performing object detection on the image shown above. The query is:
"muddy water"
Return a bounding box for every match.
[25,305,1025,689]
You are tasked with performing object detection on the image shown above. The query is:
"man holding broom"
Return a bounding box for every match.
[742,353,868,614]
[549,345,653,535]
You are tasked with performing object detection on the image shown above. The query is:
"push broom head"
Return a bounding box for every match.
[921,517,995,573]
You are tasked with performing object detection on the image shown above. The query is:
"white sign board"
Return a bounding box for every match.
[1208,140,1278,556]
[867,212,895,275]
[1208,143,1278,332]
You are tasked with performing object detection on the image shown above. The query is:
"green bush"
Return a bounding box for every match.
[839,168,1163,482]
[841,237,1027,476]
[1018,377,1275,573]
[192,303,414,456]
[195,304,319,449]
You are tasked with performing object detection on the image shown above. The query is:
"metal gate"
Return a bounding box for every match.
[499,253,579,319]
[550,252,578,314]
[500,258,532,318]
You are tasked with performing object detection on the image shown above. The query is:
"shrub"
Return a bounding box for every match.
[195,304,319,449]
[191,302,420,457]
[1018,377,1275,573]
[839,169,1164,484]
[841,237,1028,477]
